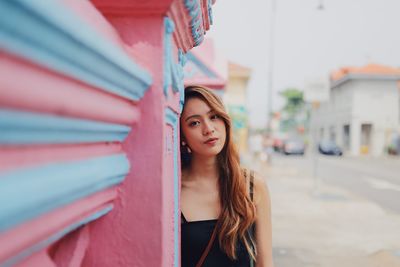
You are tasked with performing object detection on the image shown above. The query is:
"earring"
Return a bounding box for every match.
[181,141,192,154]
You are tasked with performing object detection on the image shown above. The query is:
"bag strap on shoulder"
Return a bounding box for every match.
[195,224,218,267]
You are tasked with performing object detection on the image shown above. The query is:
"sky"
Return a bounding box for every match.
[207,0,400,128]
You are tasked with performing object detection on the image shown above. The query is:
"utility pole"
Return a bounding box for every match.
[312,0,326,195]
[264,0,277,165]
[266,0,276,133]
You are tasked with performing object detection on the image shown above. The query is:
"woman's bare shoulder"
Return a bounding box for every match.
[251,170,271,205]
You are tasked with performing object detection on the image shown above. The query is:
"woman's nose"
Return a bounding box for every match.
[203,120,215,135]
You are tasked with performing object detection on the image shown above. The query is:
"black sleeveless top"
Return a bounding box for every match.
[181,171,254,267]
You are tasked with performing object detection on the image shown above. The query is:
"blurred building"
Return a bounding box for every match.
[312,64,400,156]
[184,38,227,96]
[223,62,252,154]
[0,0,215,266]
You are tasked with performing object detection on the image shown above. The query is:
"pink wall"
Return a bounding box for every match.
[83,16,166,267]
[0,0,214,266]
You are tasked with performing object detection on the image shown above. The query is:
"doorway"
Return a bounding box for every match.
[361,123,372,154]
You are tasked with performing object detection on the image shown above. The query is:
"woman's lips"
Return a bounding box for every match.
[204,138,218,145]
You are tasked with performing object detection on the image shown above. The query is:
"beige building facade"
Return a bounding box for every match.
[223,62,252,154]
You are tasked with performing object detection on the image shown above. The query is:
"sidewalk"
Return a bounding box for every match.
[257,159,400,267]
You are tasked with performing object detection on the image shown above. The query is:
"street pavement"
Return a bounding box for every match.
[244,153,400,267]
[281,154,400,214]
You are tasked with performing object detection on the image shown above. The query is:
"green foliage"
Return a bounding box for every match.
[280,88,304,115]
[279,88,307,133]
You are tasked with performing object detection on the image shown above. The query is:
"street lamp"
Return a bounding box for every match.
[317,0,325,10]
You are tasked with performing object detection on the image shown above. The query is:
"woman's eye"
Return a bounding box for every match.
[210,114,219,120]
[189,121,200,127]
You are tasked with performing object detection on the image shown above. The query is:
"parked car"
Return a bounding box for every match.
[282,139,305,155]
[318,140,343,156]
[272,134,287,152]
[273,138,284,152]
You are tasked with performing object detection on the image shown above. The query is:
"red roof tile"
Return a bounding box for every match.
[331,63,400,81]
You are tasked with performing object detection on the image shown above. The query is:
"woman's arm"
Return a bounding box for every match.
[253,173,274,267]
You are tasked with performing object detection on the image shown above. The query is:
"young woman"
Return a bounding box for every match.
[180,85,274,267]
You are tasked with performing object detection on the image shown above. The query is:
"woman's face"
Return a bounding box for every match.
[181,97,226,158]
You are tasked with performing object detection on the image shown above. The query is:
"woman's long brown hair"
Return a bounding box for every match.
[181,85,257,261]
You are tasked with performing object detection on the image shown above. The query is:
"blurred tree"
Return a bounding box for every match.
[279,88,308,134]
[280,88,304,115]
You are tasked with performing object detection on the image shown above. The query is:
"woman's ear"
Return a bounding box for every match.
[181,134,187,145]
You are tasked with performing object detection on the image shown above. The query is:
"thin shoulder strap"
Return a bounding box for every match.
[243,168,254,201]
[243,169,256,267]
[250,170,254,202]
[249,170,255,267]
